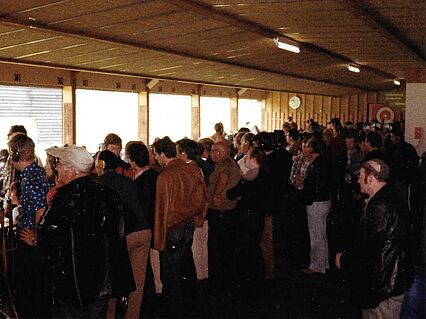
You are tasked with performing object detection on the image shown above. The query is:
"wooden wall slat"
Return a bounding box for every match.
[299,94,306,130]
[272,92,281,130]
[265,93,273,131]
[359,93,367,123]
[306,94,314,126]
[323,96,332,125]
[282,92,289,124]
[264,91,385,131]
[313,95,323,125]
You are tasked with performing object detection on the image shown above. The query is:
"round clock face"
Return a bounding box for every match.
[289,96,301,109]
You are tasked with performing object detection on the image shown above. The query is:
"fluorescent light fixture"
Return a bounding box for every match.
[273,37,300,54]
[393,80,401,86]
[347,64,360,73]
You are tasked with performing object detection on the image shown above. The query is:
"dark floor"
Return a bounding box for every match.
[190,272,359,319]
[1,266,423,319]
[185,266,424,319]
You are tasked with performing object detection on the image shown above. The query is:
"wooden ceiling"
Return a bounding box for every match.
[0,0,425,96]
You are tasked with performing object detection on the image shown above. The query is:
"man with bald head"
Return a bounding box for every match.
[207,141,241,293]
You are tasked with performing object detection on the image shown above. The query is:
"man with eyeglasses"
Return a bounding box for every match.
[37,145,135,318]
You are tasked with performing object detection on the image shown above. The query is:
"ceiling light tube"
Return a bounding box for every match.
[273,38,300,54]
[393,80,401,86]
[347,64,360,73]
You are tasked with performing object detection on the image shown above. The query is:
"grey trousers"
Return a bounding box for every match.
[306,200,331,273]
[362,293,405,319]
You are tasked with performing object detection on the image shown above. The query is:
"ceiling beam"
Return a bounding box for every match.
[0,58,364,96]
[167,0,281,39]
[167,0,400,80]
[0,17,370,92]
[337,0,425,65]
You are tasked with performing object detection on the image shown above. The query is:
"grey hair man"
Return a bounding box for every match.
[38,145,135,318]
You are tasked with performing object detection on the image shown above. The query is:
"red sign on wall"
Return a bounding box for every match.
[368,103,401,123]
[414,127,422,139]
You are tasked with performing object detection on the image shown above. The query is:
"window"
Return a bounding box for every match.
[238,99,262,132]
[149,93,191,144]
[76,89,138,154]
[200,97,230,139]
[0,85,62,162]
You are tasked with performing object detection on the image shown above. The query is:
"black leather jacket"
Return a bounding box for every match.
[302,154,331,205]
[39,176,135,307]
[341,184,413,308]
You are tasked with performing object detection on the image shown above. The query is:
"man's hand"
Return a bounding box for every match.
[19,228,37,246]
[335,252,343,269]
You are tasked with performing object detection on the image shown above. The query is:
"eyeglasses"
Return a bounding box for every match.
[53,157,62,168]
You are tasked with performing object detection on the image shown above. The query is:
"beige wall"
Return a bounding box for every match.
[405,83,426,155]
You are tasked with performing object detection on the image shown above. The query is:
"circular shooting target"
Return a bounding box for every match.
[376,106,395,123]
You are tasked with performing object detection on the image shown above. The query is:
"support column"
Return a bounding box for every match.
[138,91,149,144]
[191,92,200,140]
[62,71,77,145]
[261,98,266,131]
[230,96,238,133]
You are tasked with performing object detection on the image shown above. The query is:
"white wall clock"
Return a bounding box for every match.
[289,96,301,109]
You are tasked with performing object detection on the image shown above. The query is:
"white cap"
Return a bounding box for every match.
[46,145,94,172]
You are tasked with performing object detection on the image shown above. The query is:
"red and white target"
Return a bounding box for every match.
[376,106,395,123]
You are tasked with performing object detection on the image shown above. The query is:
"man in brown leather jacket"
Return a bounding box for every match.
[152,136,208,317]
[207,141,241,293]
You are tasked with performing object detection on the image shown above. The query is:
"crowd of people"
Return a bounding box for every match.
[0,116,423,319]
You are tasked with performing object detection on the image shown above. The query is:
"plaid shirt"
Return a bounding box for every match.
[289,153,316,190]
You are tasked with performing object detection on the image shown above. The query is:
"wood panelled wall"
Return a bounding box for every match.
[263,92,379,131]
[1,63,384,137]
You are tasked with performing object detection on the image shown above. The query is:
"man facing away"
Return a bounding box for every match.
[335,159,413,319]
[152,136,208,317]
[39,145,135,318]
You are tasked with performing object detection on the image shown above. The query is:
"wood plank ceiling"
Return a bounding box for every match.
[0,0,425,96]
